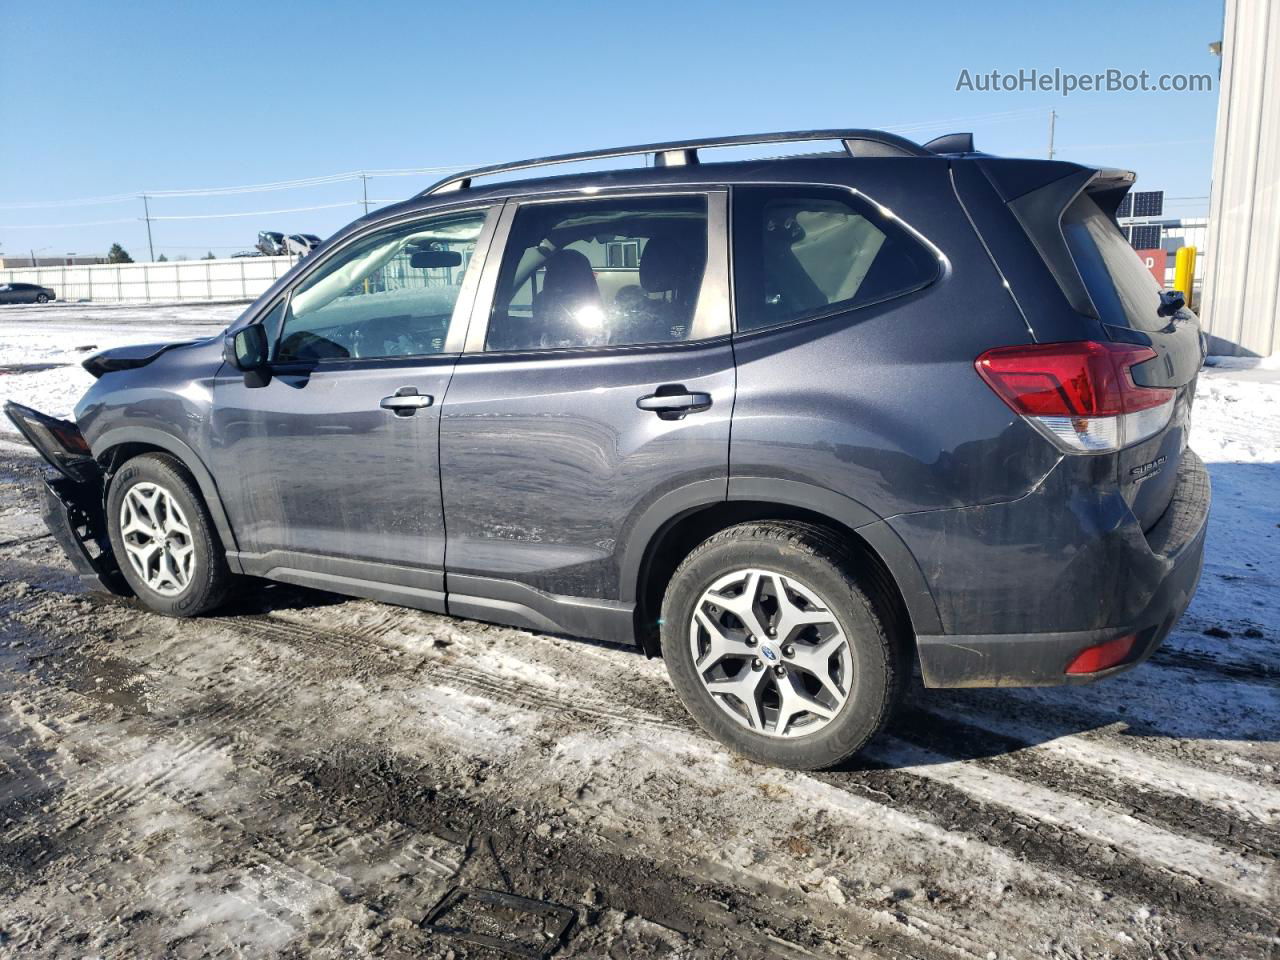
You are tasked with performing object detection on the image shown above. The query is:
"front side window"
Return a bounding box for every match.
[732,186,939,332]
[275,210,486,362]
[486,195,709,351]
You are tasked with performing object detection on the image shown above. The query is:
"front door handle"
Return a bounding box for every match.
[636,387,712,420]
[380,387,434,416]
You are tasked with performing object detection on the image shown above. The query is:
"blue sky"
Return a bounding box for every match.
[1,0,1224,261]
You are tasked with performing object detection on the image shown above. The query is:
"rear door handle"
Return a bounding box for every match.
[636,388,712,419]
[380,387,434,416]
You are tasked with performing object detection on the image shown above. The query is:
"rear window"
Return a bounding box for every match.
[731,185,939,332]
[1062,194,1166,333]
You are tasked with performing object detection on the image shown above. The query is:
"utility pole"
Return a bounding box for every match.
[141,194,155,261]
[361,173,369,215]
[1047,109,1057,160]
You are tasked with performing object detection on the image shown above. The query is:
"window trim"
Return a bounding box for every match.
[727,182,946,337]
[461,189,731,356]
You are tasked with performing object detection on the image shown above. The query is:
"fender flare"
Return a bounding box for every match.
[92,426,242,564]
[728,477,942,636]
[617,475,942,637]
[617,478,727,603]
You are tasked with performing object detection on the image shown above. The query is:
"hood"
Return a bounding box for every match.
[82,339,203,379]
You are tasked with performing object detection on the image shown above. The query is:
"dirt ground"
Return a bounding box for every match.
[0,304,1277,959]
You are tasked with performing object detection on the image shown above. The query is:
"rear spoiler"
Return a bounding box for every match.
[975,158,1137,320]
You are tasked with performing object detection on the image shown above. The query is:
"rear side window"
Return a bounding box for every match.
[486,195,710,351]
[1062,194,1166,333]
[732,186,939,332]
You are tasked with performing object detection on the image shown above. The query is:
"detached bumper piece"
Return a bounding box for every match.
[41,476,131,596]
[4,400,130,597]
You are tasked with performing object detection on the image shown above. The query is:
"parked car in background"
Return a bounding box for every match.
[286,234,322,257]
[256,231,287,257]
[4,127,1210,770]
[0,283,56,304]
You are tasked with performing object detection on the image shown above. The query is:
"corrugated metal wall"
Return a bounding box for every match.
[1201,0,1280,357]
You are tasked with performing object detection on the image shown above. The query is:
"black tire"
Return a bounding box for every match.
[106,453,230,616]
[35,293,49,304]
[661,521,907,770]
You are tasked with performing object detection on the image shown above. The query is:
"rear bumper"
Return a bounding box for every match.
[910,449,1210,687]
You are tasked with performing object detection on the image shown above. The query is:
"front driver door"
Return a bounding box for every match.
[209,205,497,608]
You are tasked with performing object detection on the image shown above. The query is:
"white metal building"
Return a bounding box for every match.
[1200,0,1280,357]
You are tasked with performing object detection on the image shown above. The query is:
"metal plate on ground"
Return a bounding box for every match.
[422,886,576,958]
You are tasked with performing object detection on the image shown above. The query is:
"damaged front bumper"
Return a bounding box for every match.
[4,400,130,596]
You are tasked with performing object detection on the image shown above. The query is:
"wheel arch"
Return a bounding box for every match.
[93,427,241,561]
[627,479,941,658]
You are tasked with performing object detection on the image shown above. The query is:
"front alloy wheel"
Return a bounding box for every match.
[119,481,196,596]
[106,452,230,616]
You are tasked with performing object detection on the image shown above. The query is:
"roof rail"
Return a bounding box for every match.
[417,128,934,197]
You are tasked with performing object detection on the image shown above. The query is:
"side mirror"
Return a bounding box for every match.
[223,324,271,386]
[410,250,462,269]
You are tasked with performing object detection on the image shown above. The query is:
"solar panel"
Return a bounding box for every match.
[1131,191,1164,218]
[1117,195,1133,218]
[1130,225,1162,250]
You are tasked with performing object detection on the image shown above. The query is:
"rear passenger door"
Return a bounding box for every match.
[438,190,734,637]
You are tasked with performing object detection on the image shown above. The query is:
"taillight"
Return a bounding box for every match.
[975,341,1175,453]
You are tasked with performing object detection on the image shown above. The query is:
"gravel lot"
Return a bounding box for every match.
[1,303,1277,959]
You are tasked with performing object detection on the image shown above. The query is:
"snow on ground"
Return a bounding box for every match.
[0,302,1277,958]
[0,301,241,420]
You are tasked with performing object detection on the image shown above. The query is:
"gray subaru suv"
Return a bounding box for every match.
[6,129,1210,769]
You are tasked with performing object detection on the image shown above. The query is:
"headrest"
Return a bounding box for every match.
[542,248,598,297]
[639,233,704,293]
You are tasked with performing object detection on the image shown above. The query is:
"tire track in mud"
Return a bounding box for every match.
[888,705,1280,856]
[1152,645,1280,682]
[213,603,693,734]
[934,683,1280,780]
[202,595,1280,950]
[4,566,1279,956]
[1,660,473,952]
[7,581,1008,958]
[4,636,931,958]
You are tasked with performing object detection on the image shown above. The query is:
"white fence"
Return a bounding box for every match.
[0,256,299,303]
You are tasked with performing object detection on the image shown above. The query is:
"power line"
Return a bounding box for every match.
[0,109,1057,211]
[0,166,481,210]
[147,201,361,221]
[1,200,361,230]
[0,217,138,229]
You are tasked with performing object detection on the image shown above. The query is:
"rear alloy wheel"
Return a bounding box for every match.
[35,293,49,303]
[107,453,230,616]
[690,568,852,737]
[662,522,906,769]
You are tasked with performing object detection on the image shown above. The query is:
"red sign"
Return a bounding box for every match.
[1136,248,1167,285]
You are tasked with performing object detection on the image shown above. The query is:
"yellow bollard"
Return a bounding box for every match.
[1174,246,1196,308]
